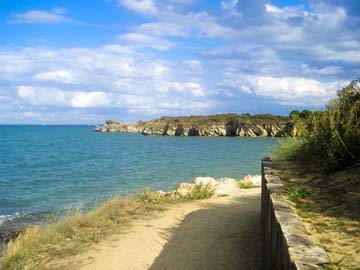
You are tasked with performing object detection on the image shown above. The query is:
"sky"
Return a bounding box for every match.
[0,0,359,124]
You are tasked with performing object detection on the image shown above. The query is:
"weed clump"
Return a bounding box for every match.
[238,181,253,189]
[184,184,214,200]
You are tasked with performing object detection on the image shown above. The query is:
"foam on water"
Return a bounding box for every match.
[0,213,24,226]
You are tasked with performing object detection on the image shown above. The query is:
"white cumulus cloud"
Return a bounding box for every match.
[9,9,78,24]
[225,76,348,105]
[119,0,158,16]
[17,86,112,108]
[33,70,76,83]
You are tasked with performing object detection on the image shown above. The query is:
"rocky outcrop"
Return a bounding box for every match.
[94,120,143,133]
[95,119,298,137]
[158,175,262,199]
[175,125,186,136]
[0,228,22,242]
[188,125,200,136]
[176,183,195,196]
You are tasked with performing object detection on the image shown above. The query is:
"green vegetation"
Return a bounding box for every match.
[274,79,360,172]
[2,187,214,270]
[148,112,291,128]
[277,164,360,270]
[184,184,214,200]
[285,187,310,203]
[274,80,360,269]
[289,109,312,120]
[238,181,253,189]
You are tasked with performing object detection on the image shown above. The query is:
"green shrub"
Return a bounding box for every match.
[238,181,253,189]
[184,184,214,200]
[274,79,360,172]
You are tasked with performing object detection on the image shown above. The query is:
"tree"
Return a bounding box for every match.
[299,109,312,119]
[289,110,300,119]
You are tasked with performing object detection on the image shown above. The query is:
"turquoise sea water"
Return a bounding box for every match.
[0,125,279,228]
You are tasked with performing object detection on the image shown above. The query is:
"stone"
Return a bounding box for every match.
[217,177,239,188]
[285,233,314,247]
[175,125,185,136]
[265,174,282,184]
[275,211,307,235]
[167,129,176,136]
[164,190,177,197]
[246,129,257,137]
[188,125,199,136]
[194,177,218,188]
[154,129,163,135]
[254,125,268,137]
[271,195,294,212]
[176,183,195,196]
[289,245,329,265]
[265,124,282,137]
[214,178,239,197]
[141,128,153,136]
[295,262,323,270]
[216,127,226,136]
[213,188,229,197]
[157,190,166,197]
[242,175,262,186]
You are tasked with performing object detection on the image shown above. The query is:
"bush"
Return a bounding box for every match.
[274,79,360,172]
[184,184,214,200]
[238,181,253,189]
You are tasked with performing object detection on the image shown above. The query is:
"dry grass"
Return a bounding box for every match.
[2,187,214,270]
[277,162,360,270]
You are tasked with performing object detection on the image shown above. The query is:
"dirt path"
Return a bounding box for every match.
[76,188,262,270]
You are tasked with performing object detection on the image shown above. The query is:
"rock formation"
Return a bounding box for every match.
[159,175,262,199]
[94,114,299,137]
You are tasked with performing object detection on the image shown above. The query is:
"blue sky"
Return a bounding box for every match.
[0,0,359,124]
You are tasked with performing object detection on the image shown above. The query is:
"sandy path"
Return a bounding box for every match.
[77,188,262,270]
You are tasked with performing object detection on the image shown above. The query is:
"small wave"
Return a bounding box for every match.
[0,212,24,226]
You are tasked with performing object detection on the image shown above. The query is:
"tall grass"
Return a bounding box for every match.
[2,187,214,270]
[273,79,360,172]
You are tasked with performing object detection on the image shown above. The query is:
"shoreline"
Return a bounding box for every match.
[95,121,298,137]
[94,113,300,137]
[0,175,261,237]
[1,175,260,269]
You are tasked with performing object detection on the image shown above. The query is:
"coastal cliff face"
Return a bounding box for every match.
[94,115,298,137]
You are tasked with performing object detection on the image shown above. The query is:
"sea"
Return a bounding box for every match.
[0,125,280,231]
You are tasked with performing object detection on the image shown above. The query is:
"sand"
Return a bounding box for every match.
[74,188,262,270]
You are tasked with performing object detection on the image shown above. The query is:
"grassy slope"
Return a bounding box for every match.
[140,113,290,129]
[272,81,360,269]
[276,163,360,270]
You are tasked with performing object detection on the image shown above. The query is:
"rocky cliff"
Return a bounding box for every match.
[94,114,298,137]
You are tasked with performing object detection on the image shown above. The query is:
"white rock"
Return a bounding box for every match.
[242,175,262,187]
[213,188,229,197]
[217,177,239,188]
[157,190,166,197]
[176,183,195,196]
[194,177,218,188]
